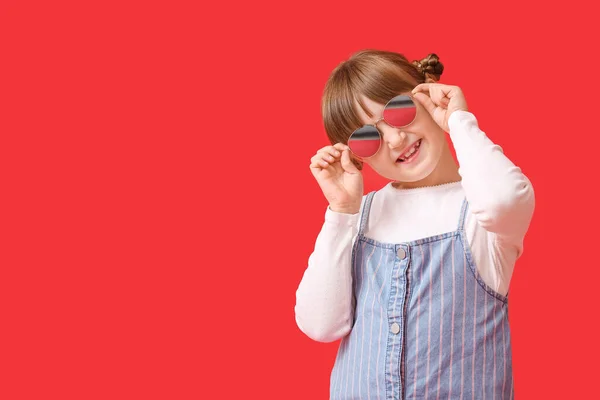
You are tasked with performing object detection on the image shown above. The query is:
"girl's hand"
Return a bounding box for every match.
[411,83,469,132]
[309,143,363,214]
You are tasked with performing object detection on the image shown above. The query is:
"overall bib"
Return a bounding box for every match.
[330,191,514,399]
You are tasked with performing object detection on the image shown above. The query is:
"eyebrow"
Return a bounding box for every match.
[369,105,387,125]
[359,106,383,126]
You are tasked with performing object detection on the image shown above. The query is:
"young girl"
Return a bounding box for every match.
[295,50,534,399]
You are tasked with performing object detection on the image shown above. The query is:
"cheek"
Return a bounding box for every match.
[423,128,446,149]
[363,152,391,172]
[427,133,443,148]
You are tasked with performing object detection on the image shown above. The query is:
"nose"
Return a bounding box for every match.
[380,125,407,150]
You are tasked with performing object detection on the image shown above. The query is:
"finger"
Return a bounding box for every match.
[436,85,458,101]
[317,149,340,163]
[441,85,459,98]
[412,83,433,95]
[429,86,449,108]
[316,151,336,163]
[310,160,330,169]
[315,151,344,168]
[333,142,349,152]
[310,154,332,169]
[412,92,436,116]
[415,83,454,93]
[414,83,456,99]
[340,149,359,174]
[318,146,342,159]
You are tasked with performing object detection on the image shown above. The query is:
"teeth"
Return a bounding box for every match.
[399,140,420,161]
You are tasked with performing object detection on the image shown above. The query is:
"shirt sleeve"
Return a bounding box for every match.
[448,111,535,294]
[294,205,361,343]
[448,111,535,242]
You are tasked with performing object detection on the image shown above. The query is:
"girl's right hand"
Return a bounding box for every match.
[309,143,364,214]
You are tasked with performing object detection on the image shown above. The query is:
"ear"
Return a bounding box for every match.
[425,76,437,83]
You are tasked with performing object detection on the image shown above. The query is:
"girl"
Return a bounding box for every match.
[295,50,534,399]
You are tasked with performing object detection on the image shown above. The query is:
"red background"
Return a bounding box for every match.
[1,0,599,398]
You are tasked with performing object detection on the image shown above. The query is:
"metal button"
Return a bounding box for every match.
[390,322,400,334]
[397,248,406,260]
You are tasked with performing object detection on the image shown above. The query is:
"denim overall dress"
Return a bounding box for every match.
[329,191,514,399]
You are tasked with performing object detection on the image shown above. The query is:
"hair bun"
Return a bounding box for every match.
[412,53,444,81]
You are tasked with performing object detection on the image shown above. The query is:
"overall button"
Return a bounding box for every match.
[390,322,400,334]
[397,248,406,260]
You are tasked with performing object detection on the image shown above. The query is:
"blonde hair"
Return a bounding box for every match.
[321,50,444,169]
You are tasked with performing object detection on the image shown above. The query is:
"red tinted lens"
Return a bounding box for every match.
[383,95,416,127]
[348,125,381,158]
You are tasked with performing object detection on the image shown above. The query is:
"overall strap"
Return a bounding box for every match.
[457,197,469,231]
[358,191,376,236]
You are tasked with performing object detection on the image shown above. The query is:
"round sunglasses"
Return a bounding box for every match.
[348,95,417,158]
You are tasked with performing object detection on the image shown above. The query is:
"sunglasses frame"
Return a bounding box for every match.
[348,94,419,159]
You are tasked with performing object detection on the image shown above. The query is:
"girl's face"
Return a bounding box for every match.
[354,93,447,184]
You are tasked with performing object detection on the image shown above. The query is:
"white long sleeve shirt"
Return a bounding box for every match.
[295,111,535,343]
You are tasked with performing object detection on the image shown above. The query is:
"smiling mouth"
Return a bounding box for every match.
[397,139,422,163]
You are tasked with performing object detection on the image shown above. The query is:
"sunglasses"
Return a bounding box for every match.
[348,95,417,158]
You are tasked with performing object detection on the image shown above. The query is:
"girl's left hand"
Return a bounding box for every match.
[411,83,469,132]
